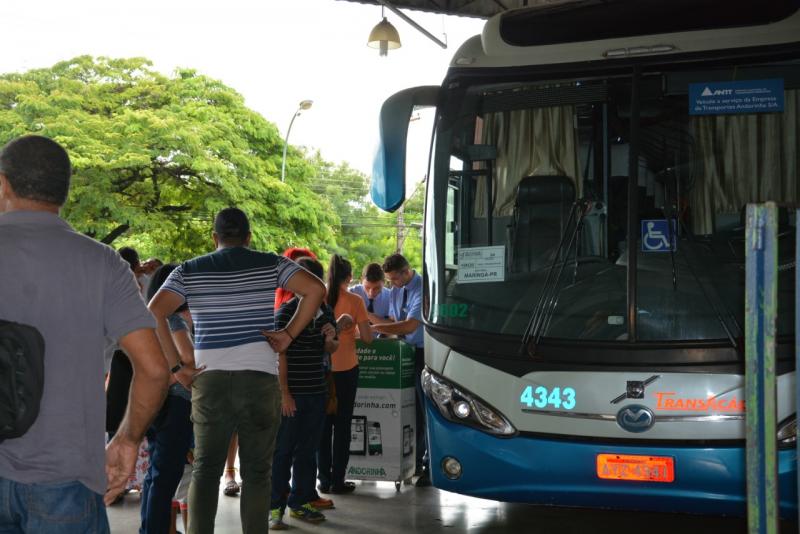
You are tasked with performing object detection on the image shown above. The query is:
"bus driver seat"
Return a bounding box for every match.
[510,175,575,273]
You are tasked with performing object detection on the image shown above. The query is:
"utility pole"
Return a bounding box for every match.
[395,203,406,253]
[395,177,427,253]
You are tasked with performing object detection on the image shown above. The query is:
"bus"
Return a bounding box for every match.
[370,0,799,517]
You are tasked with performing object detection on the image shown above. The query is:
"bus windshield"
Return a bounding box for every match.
[424,59,798,345]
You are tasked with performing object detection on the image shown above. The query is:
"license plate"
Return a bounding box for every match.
[596,454,675,483]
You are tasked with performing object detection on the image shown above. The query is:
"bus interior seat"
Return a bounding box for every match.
[510,175,575,273]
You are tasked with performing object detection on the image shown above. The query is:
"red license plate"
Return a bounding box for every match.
[596,454,675,483]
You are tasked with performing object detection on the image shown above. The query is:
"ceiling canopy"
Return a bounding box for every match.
[336,0,577,19]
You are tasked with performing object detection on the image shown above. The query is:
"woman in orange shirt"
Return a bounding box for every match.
[318,255,373,494]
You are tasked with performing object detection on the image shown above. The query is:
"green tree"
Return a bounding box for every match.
[398,180,424,270]
[0,56,337,261]
[308,152,424,273]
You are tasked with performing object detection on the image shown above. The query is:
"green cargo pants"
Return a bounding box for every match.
[187,370,281,534]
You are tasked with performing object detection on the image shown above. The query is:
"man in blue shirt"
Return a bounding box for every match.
[371,254,429,486]
[349,262,391,322]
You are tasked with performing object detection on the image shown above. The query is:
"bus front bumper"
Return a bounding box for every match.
[425,402,798,517]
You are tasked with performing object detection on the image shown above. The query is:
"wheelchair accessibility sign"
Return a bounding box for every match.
[641,220,677,252]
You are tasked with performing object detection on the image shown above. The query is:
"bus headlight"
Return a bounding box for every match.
[453,400,471,419]
[777,416,797,449]
[422,368,517,437]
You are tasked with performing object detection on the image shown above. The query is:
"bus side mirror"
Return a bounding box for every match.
[371,85,440,212]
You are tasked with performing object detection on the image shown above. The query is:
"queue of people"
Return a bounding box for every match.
[0,135,429,534]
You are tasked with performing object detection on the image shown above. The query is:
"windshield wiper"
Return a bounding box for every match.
[521,199,592,356]
[660,165,681,291]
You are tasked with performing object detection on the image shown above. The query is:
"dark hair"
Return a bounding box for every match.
[326,254,352,310]
[382,253,409,274]
[213,207,250,245]
[118,247,140,271]
[146,263,188,313]
[0,135,72,205]
[362,262,385,283]
[296,256,323,280]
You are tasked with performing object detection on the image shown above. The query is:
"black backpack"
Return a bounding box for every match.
[0,320,45,441]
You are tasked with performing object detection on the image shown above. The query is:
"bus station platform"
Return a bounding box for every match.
[107,481,796,533]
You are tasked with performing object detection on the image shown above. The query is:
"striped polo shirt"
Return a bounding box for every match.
[161,246,301,374]
[276,298,335,395]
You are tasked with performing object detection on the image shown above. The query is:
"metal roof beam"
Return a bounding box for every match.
[377,0,448,48]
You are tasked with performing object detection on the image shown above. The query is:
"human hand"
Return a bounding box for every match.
[174,364,206,389]
[261,329,293,354]
[281,394,297,417]
[336,314,354,333]
[104,435,139,506]
[321,323,336,341]
[367,312,385,325]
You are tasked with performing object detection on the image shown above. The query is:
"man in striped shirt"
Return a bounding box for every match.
[149,208,325,534]
[269,257,338,529]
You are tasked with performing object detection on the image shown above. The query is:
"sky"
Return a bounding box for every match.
[0,0,484,193]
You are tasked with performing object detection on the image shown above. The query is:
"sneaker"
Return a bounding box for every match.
[269,508,288,530]
[289,503,326,523]
[309,497,334,510]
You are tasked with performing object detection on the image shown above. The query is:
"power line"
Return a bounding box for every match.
[339,223,421,228]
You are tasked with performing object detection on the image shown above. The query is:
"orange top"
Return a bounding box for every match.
[330,289,368,372]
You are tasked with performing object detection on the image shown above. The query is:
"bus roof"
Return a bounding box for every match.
[451,3,800,69]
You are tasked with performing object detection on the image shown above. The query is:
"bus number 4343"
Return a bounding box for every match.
[520,385,577,410]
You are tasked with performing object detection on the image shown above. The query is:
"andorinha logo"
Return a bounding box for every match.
[701,87,734,97]
[348,466,387,477]
[654,392,745,412]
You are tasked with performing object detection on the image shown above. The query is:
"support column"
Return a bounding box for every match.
[745,202,778,534]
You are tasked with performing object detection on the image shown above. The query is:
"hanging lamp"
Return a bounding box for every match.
[367,7,401,56]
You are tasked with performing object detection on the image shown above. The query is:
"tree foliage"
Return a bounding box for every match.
[0,56,423,272]
[308,153,423,273]
[0,56,337,260]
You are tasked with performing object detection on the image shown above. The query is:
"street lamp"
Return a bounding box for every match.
[281,99,313,183]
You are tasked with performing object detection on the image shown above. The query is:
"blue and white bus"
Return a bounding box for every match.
[371,0,799,516]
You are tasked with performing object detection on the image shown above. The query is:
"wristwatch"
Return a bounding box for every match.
[170,361,183,374]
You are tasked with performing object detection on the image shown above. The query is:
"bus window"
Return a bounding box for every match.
[426,64,797,346]
[445,182,458,268]
[631,74,798,341]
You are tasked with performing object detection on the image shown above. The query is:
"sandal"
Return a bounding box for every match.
[223,468,240,496]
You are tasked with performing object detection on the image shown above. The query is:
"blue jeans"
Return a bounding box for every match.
[0,478,109,533]
[271,394,327,510]
[318,366,359,488]
[139,393,193,534]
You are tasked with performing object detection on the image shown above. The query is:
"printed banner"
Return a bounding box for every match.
[348,340,417,482]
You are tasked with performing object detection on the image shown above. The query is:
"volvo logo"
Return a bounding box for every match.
[616,404,656,433]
